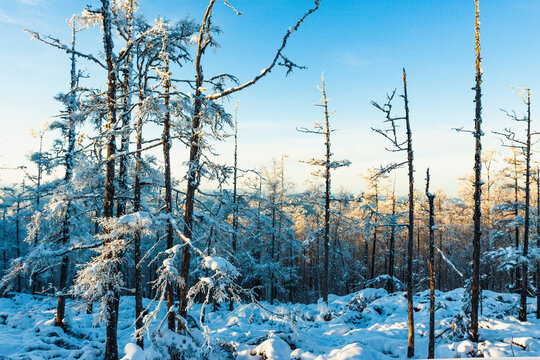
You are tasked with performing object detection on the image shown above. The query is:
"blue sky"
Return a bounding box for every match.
[1,0,539,195]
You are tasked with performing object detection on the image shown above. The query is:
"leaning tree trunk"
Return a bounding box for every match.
[101,1,119,358]
[178,2,216,326]
[519,89,531,322]
[426,169,436,359]
[470,0,483,344]
[403,68,415,358]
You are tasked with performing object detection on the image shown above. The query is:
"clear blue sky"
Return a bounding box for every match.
[1,0,539,195]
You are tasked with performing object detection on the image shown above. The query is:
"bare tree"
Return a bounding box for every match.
[426,169,436,359]
[177,0,321,330]
[298,74,350,302]
[495,87,534,321]
[54,19,80,329]
[471,0,483,343]
[371,68,415,357]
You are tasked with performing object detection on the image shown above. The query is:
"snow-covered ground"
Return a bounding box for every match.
[0,288,538,359]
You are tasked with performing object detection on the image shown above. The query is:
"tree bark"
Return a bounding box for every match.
[55,23,78,328]
[101,1,119,358]
[536,166,540,319]
[519,89,531,322]
[322,76,331,303]
[470,0,483,344]
[426,169,436,359]
[388,188,396,293]
[403,69,415,358]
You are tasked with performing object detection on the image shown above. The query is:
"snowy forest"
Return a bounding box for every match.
[0,0,539,359]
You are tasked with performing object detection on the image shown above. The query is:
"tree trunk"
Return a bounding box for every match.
[229,109,239,311]
[132,71,145,350]
[519,89,531,322]
[388,185,396,293]
[514,153,521,291]
[159,56,177,334]
[470,0,483,344]
[536,166,539,319]
[403,68,415,358]
[101,1,119,358]
[55,24,78,326]
[178,0,216,325]
[426,169,436,359]
[322,77,331,303]
[370,186,378,280]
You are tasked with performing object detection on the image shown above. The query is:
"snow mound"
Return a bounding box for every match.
[252,336,292,359]
[121,343,145,360]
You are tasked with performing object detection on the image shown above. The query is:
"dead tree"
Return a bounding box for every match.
[371,68,415,357]
[454,0,484,343]
[298,74,350,302]
[495,87,534,321]
[426,169,436,359]
[177,0,321,330]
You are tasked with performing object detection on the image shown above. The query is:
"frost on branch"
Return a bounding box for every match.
[73,213,154,325]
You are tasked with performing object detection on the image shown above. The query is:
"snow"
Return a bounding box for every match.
[456,340,474,356]
[0,288,538,359]
[121,343,145,360]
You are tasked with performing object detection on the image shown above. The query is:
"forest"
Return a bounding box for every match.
[0,0,539,359]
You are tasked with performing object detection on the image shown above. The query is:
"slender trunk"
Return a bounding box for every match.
[370,186,378,280]
[15,199,21,293]
[388,184,396,293]
[438,199,443,291]
[55,24,78,327]
[322,77,331,303]
[179,1,218,326]
[116,2,133,220]
[159,53,176,332]
[270,202,276,304]
[519,89,531,321]
[132,74,145,350]
[536,166,540,319]
[31,134,44,295]
[470,0,483,343]
[426,169,436,359]
[232,109,238,254]
[514,154,521,291]
[229,109,239,311]
[403,69,415,358]
[101,1,119,358]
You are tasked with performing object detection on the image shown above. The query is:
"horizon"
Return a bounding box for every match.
[0,0,538,197]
